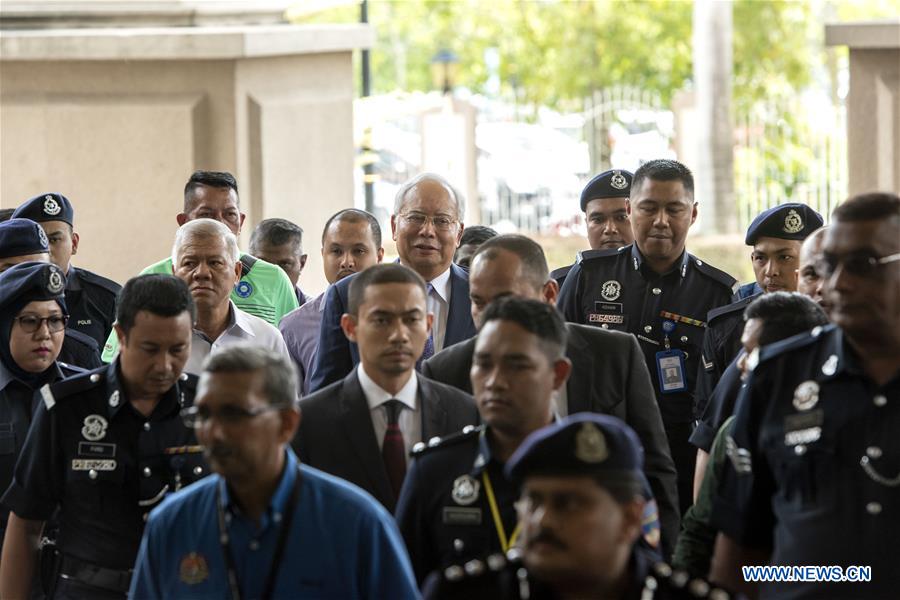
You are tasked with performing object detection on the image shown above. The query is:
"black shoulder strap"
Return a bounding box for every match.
[240,255,258,278]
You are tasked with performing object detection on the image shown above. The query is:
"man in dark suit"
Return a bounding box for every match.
[422,235,680,556]
[294,264,478,512]
[308,173,477,392]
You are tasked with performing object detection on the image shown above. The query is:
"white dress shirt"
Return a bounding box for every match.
[185,301,290,375]
[426,267,452,352]
[357,364,421,463]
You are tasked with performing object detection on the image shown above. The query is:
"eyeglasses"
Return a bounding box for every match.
[400,212,457,231]
[15,315,68,333]
[180,404,286,428]
[816,252,900,279]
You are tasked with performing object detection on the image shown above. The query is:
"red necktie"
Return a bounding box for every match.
[382,399,407,498]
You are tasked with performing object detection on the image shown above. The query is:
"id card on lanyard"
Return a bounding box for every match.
[656,320,687,393]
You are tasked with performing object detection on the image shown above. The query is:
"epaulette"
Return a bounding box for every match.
[688,254,737,290]
[65,328,100,352]
[42,368,106,410]
[75,268,122,296]
[549,264,572,282]
[441,549,520,584]
[756,323,836,366]
[706,293,758,324]
[411,424,483,457]
[58,362,88,377]
[643,562,732,599]
[577,247,622,264]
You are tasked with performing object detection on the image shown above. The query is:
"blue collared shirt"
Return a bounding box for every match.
[129,448,419,600]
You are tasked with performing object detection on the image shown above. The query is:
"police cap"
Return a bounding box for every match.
[0,261,68,314]
[13,192,75,226]
[745,203,824,245]
[0,218,50,259]
[580,169,633,211]
[505,413,643,488]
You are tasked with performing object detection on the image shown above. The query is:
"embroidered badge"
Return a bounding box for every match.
[81,414,108,441]
[575,422,608,463]
[821,354,839,377]
[71,459,116,471]
[600,280,621,301]
[37,227,49,248]
[589,313,624,324]
[235,281,253,298]
[451,475,480,506]
[725,435,752,475]
[783,209,804,234]
[108,390,120,408]
[43,194,61,216]
[179,553,209,585]
[47,267,65,294]
[610,170,628,190]
[792,380,820,411]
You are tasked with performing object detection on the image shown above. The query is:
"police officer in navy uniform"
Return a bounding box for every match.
[711,192,900,599]
[0,218,102,370]
[12,193,121,350]
[0,262,86,556]
[424,414,732,600]
[691,204,823,458]
[0,274,207,599]
[557,159,736,513]
[550,169,634,288]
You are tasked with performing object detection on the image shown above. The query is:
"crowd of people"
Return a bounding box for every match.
[0,159,897,600]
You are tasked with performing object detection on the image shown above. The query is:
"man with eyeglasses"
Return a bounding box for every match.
[0,274,207,599]
[710,192,900,599]
[308,172,477,392]
[130,345,419,599]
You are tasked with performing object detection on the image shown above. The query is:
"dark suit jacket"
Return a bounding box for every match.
[422,323,681,557]
[293,369,479,511]
[308,263,477,392]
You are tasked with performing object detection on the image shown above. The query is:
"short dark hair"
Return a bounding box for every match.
[249,218,304,255]
[183,171,239,212]
[631,159,694,198]
[480,296,568,360]
[459,225,498,247]
[201,345,298,408]
[321,208,382,248]
[744,291,829,347]
[347,263,426,316]
[116,274,196,335]
[832,192,900,223]
[472,234,549,290]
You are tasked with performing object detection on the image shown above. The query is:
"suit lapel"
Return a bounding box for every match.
[418,377,448,440]
[338,372,394,505]
[564,325,594,414]
[444,264,477,347]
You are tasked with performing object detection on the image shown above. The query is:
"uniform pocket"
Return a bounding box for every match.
[0,423,15,455]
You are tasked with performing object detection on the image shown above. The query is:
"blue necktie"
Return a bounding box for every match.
[417,283,436,370]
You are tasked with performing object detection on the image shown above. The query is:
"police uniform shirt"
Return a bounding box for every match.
[690,356,744,452]
[713,325,900,599]
[65,265,121,350]
[557,244,736,425]
[1,360,206,571]
[395,426,519,584]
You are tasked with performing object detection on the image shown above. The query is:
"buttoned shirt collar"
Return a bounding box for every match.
[357,363,418,412]
[630,243,690,279]
[105,358,185,419]
[195,302,251,344]
[220,447,299,526]
[471,416,560,476]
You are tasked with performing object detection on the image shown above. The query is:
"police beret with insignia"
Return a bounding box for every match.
[744,203,824,245]
[580,169,633,211]
[505,413,643,487]
[0,218,51,258]
[13,192,75,226]
[0,261,68,315]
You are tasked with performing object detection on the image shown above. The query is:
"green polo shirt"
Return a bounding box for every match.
[101,252,298,362]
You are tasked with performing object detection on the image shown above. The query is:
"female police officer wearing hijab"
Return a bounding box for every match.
[0,262,83,553]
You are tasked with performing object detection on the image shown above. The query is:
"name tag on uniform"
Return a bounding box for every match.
[656,349,687,393]
[78,442,116,458]
[784,410,824,446]
[589,313,624,324]
[72,459,117,471]
[442,507,482,525]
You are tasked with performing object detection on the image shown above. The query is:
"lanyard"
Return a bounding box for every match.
[215,467,302,600]
[481,470,520,553]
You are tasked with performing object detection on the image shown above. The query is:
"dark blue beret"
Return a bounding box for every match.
[745,203,824,245]
[580,169,633,211]
[12,192,75,226]
[505,413,644,485]
[0,261,68,313]
[0,218,50,259]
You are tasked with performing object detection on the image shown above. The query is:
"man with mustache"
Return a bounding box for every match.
[551,169,635,288]
[558,159,736,514]
[308,172,477,392]
[425,414,730,600]
[171,219,289,376]
[293,263,477,511]
[0,274,207,599]
[279,209,384,396]
[129,345,419,599]
[711,192,900,599]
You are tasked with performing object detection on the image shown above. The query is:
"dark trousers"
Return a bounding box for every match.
[664,421,696,517]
